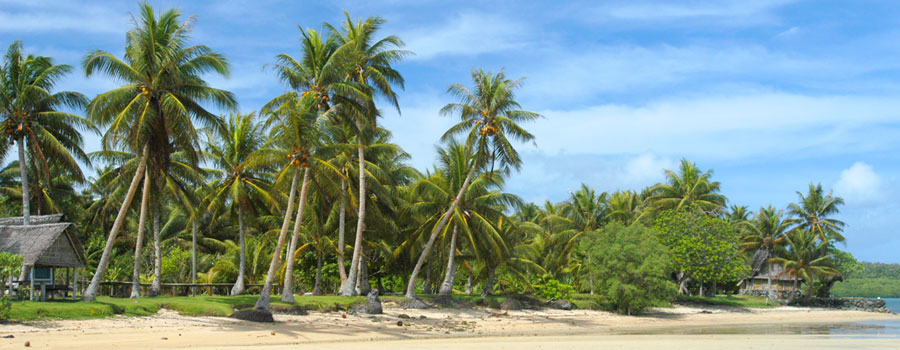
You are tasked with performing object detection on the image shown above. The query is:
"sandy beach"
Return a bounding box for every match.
[2,302,898,349]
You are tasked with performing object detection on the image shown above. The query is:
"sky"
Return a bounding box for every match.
[1,0,899,263]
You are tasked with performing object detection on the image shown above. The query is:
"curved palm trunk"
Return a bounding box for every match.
[83,145,149,301]
[230,211,247,296]
[438,224,459,297]
[337,177,348,291]
[343,144,367,296]
[191,220,198,297]
[130,170,152,298]
[281,168,312,302]
[255,169,300,310]
[17,137,30,225]
[149,205,162,296]
[406,164,477,299]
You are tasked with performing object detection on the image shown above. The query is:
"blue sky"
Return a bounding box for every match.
[2,1,899,263]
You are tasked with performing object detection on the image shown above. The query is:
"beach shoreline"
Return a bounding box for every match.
[3,303,898,349]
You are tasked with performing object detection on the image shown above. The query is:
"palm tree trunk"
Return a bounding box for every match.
[356,250,371,295]
[191,220,198,297]
[406,162,477,299]
[481,267,495,298]
[312,250,324,296]
[83,145,149,301]
[343,143,367,296]
[230,211,246,296]
[130,170,151,298]
[281,168,312,302]
[255,169,300,310]
[17,136,30,225]
[149,205,162,296]
[337,177,348,291]
[465,271,473,295]
[438,224,459,297]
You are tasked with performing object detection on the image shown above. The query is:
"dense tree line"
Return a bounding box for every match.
[0,3,862,313]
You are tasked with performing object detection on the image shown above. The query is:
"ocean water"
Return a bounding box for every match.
[883,298,900,313]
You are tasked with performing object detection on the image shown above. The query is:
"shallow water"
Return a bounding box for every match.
[616,320,900,338]
[883,298,900,313]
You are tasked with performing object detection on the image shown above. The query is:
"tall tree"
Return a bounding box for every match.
[771,229,837,300]
[326,12,409,296]
[649,159,726,214]
[788,183,845,242]
[206,113,272,296]
[81,4,236,301]
[406,69,540,299]
[0,40,92,225]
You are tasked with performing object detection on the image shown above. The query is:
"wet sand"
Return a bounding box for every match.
[2,303,898,349]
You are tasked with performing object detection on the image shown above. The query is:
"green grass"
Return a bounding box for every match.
[7,295,367,321]
[675,295,778,308]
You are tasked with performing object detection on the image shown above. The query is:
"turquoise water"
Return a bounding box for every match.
[884,298,900,313]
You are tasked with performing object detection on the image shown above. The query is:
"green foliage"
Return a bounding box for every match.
[654,207,747,288]
[533,277,574,300]
[578,223,676,315]
[831,278,900,298]
[676,295,778,308]
[161,246,192,283]
[849,262,900,279]
[0,253,23,320]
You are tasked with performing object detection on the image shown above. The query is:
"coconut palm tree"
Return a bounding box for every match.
[771,229,837,300]
[81,4,236,301]
[405,69,541,300]
[0,40,92,225]
[788,183,845,242]
[605,190,644,225]
[326,12,409,296]
[742,205,795,298]
[649,159,726,214]
[206,113,273,295]
[254,93,325,308]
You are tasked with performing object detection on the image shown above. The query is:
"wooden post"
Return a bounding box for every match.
[29,268,34,301]
[72,268,78,301]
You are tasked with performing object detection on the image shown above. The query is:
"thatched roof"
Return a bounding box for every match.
[0,222,86,268]
[0,214,64,226]
[743,249,794,282]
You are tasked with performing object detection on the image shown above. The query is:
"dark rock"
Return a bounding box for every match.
[548,299,573,310]
[366,289,383,314]
[397,321,404,326]
[398,314,411,319]
[419,315,427,319]
[231,308,275,323]
[1,335,12,339]
[789,297,891,313]
[499,298,522,311]
[401,298,429,309]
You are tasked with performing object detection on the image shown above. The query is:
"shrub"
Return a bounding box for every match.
[0,252,24,320]
[534,277,574,300]
[579,223,676,315]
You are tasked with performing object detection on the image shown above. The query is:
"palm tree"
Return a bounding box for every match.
[206,113,272,296]
[771,229,837,300]
[788,183,845,242]
[326,12,409,296]
[0,40,92,225]
[405,69,541,300]
[606,190,644,225]
[741,205,795,298]
[254,94,323,308]
[649,159,726,213]
[81,3,236,301]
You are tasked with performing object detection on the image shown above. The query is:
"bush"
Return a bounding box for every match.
[533,277,574,300]
[579,223,676,315]
[0,252,24,320]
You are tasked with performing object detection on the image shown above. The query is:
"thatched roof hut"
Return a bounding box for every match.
[739,249,796,298]
[0,216,86,268]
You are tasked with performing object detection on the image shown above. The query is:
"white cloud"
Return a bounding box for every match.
[0,2,130,34]
[529,93,900,160]
[835,162,884,205]
[623,154,676,186]
[400,13,530,60]
[591,0,794,24]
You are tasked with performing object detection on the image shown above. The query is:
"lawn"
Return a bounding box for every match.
[7,295,367,321]
[675,294,778,308]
